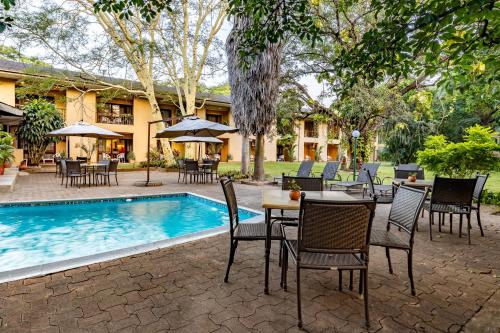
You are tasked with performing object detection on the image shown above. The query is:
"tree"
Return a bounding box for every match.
[226,16,282,180]
[10,0,227,160]
[417,125,500,178]
[17,99,65,165]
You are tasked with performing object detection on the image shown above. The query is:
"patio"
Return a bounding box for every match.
[0,171,499,332]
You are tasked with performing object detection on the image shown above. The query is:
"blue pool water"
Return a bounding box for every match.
[0,194,258,272]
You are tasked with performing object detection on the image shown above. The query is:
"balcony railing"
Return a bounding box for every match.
[304,129,318,138]
[97,113,134,125]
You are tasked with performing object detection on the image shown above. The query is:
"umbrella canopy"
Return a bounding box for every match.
[155,116,238,138]
[0,101,23,126]
[47,121,123,139]
[171,136,223,144]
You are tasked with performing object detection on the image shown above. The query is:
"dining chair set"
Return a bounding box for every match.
[220,164,490,328]
[56,158,119,188]
[176,158,219,184]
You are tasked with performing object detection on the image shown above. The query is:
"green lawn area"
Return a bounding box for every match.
[218,161,500,192]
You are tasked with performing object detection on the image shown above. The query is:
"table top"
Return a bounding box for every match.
[262,190,356,210]
[393,178,433,187]
[82,163,108,167]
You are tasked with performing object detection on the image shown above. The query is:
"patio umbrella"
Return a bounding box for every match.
[46,121,122,157]
[170,136,223,160]
[155,116,238,138]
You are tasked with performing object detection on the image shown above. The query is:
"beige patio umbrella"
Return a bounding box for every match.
[47,121,122,157]
[170,136,223,160]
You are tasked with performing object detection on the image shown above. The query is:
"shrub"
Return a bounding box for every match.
[0,131,15,166]
[480,190,500,206]
[219,170,251,180]
[417,125,499,178]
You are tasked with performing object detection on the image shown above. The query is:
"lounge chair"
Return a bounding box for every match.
[314,161,341,187]
[331,162,380,191]
[273,160,314,185]
[365,169,394,203]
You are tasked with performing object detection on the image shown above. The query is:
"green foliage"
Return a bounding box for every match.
[0,131,15,165]
[93,0,172,22]
[218,169,251,181]
[276,88,303,161]
[287,179,301,191]
[126,151,135,161]
[17,99,65,165]
[417,125,500,178]
[0,0,15,33]
[480,190,500,206]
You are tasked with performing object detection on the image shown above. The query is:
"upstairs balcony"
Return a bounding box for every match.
[97,103,134,125]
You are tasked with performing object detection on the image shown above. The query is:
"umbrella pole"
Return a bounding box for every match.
[146,122,151,185]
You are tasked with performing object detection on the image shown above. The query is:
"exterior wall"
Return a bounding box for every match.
[0,78,23,166]
[293,120,342,162]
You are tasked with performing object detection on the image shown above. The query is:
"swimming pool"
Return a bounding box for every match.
[0,193,260,282]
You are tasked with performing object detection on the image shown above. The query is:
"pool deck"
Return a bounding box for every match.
[0,171,499,333]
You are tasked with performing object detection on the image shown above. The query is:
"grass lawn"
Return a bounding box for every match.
[218,161,500,192]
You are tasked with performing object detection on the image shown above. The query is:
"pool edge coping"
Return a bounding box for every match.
[0,191,263,284]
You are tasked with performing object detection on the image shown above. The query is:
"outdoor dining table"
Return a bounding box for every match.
[392,178,433,189]
[81,163,108,186]
[261,190,356,294]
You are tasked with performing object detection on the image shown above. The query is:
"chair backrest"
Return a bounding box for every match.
[357,162,380,182]
[395,169,425,180]
[396,163,419,171]
[365,170,376,198]
[98,159,110,166]
[177,159,185,168]
[76,156,87,162]
[296,160,314,177]
[388,186,429,237]
[66,160,82,175]
[220,178,239,235]
[473,173,489,201]
[431,177,477,207]
[60,159,67,173]
[322,161,340,181]
[282,174,323,191]
[211,159,220,171]
[108,160,119,172]
[185,159,199,171]
[297,194,376,255]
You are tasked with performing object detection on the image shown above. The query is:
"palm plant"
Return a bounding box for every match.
[226,16,282,181]
[0,132,15,174]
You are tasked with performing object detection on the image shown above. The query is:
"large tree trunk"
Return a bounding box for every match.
[253,133,265,181]
[241,134,250,174]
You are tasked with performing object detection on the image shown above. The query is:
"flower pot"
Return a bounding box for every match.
[407,175,416,182]
[289,190,301,201]
[0,166,4,176]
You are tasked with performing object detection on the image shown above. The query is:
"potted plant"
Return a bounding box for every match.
[407,172,417,182]
[0,132,15,175]
[288,179,302,201]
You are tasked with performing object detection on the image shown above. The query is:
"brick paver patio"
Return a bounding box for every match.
[0,171,499,332]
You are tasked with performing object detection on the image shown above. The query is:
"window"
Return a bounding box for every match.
[97,103,133,125]
[304,121,318,138]
[206,113,223,124]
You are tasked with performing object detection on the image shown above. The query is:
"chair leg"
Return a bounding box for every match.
[429,211,433,241]
[108,174,111,187]
[467,214,471,245]
[449,213,453,234]
[296,265,303,328]
[224,240,238,283]
[338,270,343,291]
[115,173,118,186]
[459,214,463,238]
[349,270,353,291]
[363,269,370,328]
[407,250,415,296]
[386,248,393,274]
[359,270,363,295]
[438,213,442,232]
[283,246,288,291]
[476,208,484,237]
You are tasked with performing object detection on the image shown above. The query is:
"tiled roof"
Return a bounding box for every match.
[0,59,231,105]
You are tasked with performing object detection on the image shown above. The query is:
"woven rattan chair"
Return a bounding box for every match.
[281,194,376,328]
[184,160,200,183]
[365,170,394,203]
[96,160,119,186]
[220,178,284,283]
[282,174,323,191]
[54,156,62,177]
[60,159,67,185]
[470,173,488,238]
[331,162,381,191]
[370,186,429,295]
[65,160,89,188]
[176,159,186,183]
[274,160,314,185]
[423,177,477,244]
[394,164,425,180]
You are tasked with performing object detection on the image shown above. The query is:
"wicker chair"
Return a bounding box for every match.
[54,156,62,177]
[176,159,186,183]
[220,178,284,282]
[281,194,376,328]
[331,162,381,191]
[205,159,220,183]
[96,160,119,186]
[60,159,67,185]
[370,186,429,295]
[470,173,488,238]
[423,177,477,244]
[65,160,90,188]
[394,164,425,180]
[184,160,200,183]
[365,170,394,203]
[282,174,323,191]
[274,160,314,185]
